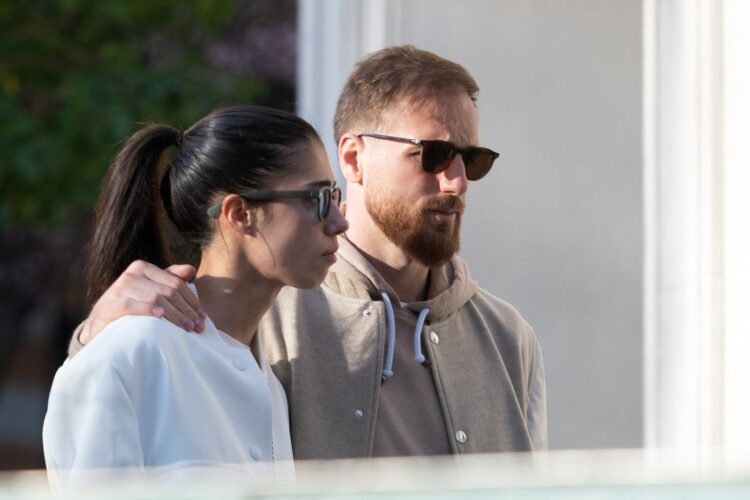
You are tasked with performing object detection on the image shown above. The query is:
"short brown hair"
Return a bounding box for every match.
[333,45,479,144]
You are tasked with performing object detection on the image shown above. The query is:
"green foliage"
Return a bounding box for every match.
[0,0,274,227]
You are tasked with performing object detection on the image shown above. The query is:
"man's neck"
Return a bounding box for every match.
[344,230,429,304]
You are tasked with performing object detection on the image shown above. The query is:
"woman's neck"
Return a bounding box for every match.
[193,249,280,347]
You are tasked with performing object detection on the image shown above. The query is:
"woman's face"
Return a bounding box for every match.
[246,140,349,289]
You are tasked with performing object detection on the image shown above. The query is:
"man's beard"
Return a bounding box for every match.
[365,191,465,268]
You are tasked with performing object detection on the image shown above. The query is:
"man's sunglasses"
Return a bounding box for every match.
[206,185,342,221]
[358,133,499,181]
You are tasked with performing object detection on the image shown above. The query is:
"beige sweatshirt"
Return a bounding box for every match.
[258,237,547,459]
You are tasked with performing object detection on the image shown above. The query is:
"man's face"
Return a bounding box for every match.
[360,92,479,267]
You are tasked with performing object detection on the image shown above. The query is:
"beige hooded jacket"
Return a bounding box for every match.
[258,237,547,459]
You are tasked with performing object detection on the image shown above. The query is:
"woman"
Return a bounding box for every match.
[42,105,348,488]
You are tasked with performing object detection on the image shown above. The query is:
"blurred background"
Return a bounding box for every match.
[0,0,296,469]
[1,0,748,473]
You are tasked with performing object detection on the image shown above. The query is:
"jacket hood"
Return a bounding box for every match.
[323,235,478,321]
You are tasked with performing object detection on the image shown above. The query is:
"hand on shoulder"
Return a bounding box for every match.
[80,260,204,346]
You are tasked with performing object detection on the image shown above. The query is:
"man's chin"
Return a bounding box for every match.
[366,194,461,267]
[394,215,461,267]
[409,252,455,269]
[403,235,460,268]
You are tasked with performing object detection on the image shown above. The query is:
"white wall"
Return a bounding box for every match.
[722,0,750,460]
[299,0,644,450]
[643,0,750,456]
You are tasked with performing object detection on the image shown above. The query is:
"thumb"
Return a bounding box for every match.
[166,264,197,281]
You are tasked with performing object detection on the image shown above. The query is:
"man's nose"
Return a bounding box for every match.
[436,154,469,195]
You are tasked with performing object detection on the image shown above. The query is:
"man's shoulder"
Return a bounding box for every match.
[471,287,525,318]
[463,287,536,344]
[273,285,320,303]
[270,281,366,313]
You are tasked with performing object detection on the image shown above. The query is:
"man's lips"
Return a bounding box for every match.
[428,209,458,222]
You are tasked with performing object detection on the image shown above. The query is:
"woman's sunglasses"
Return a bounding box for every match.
[207,185,342,221]
[358,133,499,181]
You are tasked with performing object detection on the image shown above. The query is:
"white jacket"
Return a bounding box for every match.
[43,314,293,489]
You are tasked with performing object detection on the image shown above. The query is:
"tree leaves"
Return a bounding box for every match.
[0,0,290,228]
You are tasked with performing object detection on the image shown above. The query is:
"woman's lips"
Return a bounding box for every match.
[322,247,338,262]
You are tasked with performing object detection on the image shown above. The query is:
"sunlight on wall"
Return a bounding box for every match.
[643,0,750,457]
[722,0,750,462]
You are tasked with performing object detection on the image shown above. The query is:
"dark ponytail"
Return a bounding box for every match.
[87,125,178,303]
[86,106,321,304]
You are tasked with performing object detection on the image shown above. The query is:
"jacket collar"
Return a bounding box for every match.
[323,235,478,321]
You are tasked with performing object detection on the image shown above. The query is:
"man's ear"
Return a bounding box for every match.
[221,195,256,235]
[339,133,363,184]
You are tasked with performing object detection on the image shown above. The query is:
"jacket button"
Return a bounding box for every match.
[233,357,249,371]
[429,331,440,344]
[363,309,372,316]
[250,445,262,461]
[354,409,364,418]
[455,430,467,443]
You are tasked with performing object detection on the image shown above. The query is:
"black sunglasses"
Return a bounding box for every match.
[207,185,342,221]
[358,133,499,181]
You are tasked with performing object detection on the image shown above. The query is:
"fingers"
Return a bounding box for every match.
[153,294,200,333]
[85,297,166,344]
[133,262,205,332]
[164,264,203,320]
[166,264,197,282]
[84,260,206,346]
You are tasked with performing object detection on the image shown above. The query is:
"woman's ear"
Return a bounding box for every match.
[220,195,257,235]
[339,133,363,184]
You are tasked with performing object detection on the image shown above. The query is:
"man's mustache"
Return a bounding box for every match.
[421,195,465,214]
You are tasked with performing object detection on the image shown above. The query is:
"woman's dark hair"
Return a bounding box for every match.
[87,105,321,304]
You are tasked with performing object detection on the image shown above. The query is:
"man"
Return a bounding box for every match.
[70,45,547,458]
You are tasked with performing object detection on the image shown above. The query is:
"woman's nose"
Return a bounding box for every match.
[325,202,349,235]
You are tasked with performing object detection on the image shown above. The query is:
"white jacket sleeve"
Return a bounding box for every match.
[43,353,144,489]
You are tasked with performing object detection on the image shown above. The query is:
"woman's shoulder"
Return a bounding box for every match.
[62,316,189,377]
[95,315,188,350]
